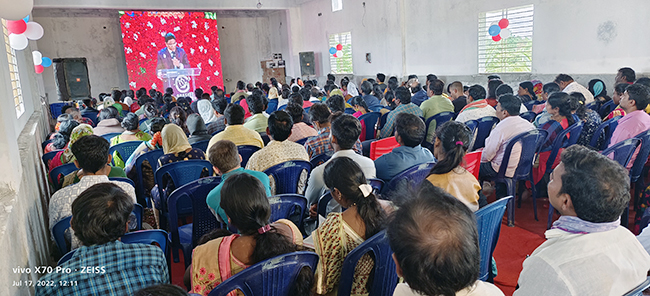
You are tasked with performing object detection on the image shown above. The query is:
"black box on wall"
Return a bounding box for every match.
[53,58,91,101]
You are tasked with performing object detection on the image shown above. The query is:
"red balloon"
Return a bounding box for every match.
[333,53,338,58]
[336,44,343,51]
[6,20,27,35]
[498,18,509,29]
[492,35,502,42]
[35,64,44,74]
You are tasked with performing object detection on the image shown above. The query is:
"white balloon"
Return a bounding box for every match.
[501,28,512,39]
[32,50,42,65]
[0,0,33,21]
[9,33,28,50]
[336,50,343,57]
[24,22,44,40]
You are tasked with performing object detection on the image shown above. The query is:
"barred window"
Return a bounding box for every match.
[2,20,25,118]
[328,32,353,74]
[478,4,534,73]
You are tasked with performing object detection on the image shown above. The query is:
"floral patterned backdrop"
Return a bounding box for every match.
[119,11,224,97]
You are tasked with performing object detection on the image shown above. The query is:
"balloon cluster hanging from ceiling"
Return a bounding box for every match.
[1,0,52,73]
[488,18,511,42]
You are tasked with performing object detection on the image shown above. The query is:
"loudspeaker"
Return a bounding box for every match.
[299,51,315,76]
[53,58,91,101]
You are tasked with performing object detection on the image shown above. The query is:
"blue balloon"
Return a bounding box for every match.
[41,57,52,68]
[488,25,501,37]
[329,47,337,55]
[23,15,29,23]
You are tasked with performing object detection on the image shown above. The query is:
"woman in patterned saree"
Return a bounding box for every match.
[312,157,387,296]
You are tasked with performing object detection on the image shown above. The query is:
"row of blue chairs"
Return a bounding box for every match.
[201,196,512,296]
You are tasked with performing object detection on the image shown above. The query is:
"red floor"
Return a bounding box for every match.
[168,195,638,295]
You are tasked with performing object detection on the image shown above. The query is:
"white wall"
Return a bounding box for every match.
[292,0,650,87]
[218,10,291,92]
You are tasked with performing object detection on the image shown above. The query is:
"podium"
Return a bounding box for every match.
[157,68,202,98]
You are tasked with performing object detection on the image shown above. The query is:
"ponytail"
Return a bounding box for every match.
[429,121,472,175]
[324,157,386,239]
[548,92,575,126]
[221,173,313,295]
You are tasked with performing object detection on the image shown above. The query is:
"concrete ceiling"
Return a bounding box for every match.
[33,0,311,10]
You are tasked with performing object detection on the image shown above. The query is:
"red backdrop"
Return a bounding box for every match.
[119,11,224,95]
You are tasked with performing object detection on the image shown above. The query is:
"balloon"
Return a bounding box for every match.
[0,0,33,21]
[329,47,337,55]
[9,33,28,50]
[488,25,501,37]
[6,20,27,34]
[333,53,338,58]
[500,28,511,39]
[498,18,509,29]
[24,22,44,40]
[34,64,44,74]
[492,35,501,42]
[32,50,42,65]
[336,50,343,57]
[41,57,52,67]
[23,15,29,23]
[336,44,342,51]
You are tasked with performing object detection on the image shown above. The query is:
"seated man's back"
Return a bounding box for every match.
[38,183,168,296]
[206,104,264,159]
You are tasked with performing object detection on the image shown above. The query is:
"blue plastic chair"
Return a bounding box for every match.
[42,138,53,150]
[266,98,279,114]
[139,117,148,126]
[49,163,78,191]
[134,149,164,201]
[268,194,308,231]
[154,159,214,216]
[263,160,312,195]
[475,196,512,282]
[310,151,334,168]
[132,203,143,230]
[471,116,500,151]
[381,162,437,201]
[317,191,333,219]
[481,129,547,226]
[623,277,650,296]
[599,100,616,118]
[260,133,271,146]
[465,119,479,134]
[108,140,143,166]
[625,130,650,228]
[49,102,69,119]
[121,229,169,257]
[278,104,287,111]
[601,138,641,168]
[52,216,72,254]
[42,149,63,170]
[338,230,399,296]
[369,105,383,112]
[345,107,355,114]
[208,251,319,296]
[585,101,599,112]
[85,111,100,125]
[296,137,309,146]
[238,145,261,168]
[190,140,210,153]
[101,132,122,143]
[57,249,76,266]
[523,100,545,111]
[589,116,621,151]
[167,177,222,267]
[423,112,455,147]
[368,178,385,194]
[359,112,382,141]
[519,111,537,122]
[378,112,389,131]
[545,121,585,228]
[109,177,136,188]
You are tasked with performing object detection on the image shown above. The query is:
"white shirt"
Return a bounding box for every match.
[304,150,376,206]
[455,105,497,123]
[562,81,594,104]
[481,116,536,178]
[636,225,650,255]
[514,226,650,296]
[393,282,504,296]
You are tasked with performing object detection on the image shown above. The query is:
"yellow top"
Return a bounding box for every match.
[206,125,264,159]
[426,166,481,212]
